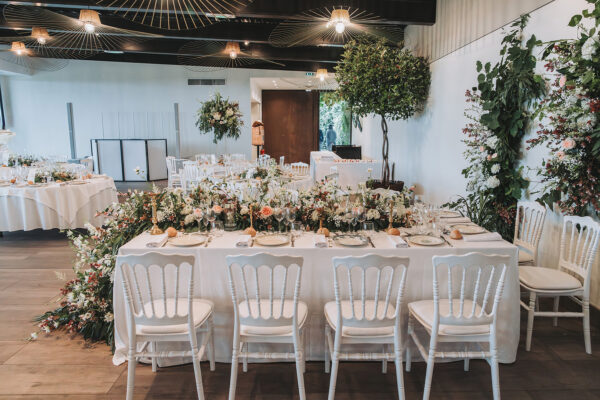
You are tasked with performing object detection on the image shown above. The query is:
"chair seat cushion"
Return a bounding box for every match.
[239,299,308,336]
[324,300,396,337]
[518,251,534,264]
[519,266,582,291]
[408,300,490,336]
[137,298,214,335]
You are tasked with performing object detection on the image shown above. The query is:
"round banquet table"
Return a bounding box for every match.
[0,177,117,231]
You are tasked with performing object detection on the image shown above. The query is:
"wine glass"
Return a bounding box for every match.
[351,206,361,233]
[285,207,295,232]
[207,208,216,229]
[273,207,284,233]
[357,207,366,232]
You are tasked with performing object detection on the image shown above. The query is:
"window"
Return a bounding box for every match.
[318,92,351,151]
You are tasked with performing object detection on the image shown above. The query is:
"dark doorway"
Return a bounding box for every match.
[262,90,319,164]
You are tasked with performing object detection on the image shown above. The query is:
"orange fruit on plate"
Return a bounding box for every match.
[244,226,257,237]
[166,227,178,238]
[450,229,463,240]
[387,227,401,236]
[27,180,34,185]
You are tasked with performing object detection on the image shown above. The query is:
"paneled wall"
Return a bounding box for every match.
[354,0,600,307]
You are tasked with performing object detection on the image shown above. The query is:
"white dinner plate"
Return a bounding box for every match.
[449,224,486,234]
[169,235,206,247]
[334,235,368,247]
[407,235,445,246]
[0,182,10,187]
[254,234,290,246]
[438,210,461,218]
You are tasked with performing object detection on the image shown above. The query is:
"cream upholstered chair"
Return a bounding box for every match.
[520,216,600,354]
[406,252,509,400]
[226,254,306,400]
[513,201,547,265]
[325,254,410,400]
[118,253,215,400]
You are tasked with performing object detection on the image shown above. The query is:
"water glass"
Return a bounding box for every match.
[212,220,224,237]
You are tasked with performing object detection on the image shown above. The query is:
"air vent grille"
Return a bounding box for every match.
[188,79,226,85]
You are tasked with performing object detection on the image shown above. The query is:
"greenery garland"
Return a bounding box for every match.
[333,37,430,184]
[448,15,546,240]
[528,1,600,215]
[196,92,243,144]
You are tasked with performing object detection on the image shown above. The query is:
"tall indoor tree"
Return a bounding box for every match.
[334,37,430,187]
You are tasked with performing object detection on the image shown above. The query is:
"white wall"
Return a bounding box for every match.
[2,61,305,160]
[355,0,600,307]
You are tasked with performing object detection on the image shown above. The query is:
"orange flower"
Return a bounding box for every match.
[212,205,223,213]
[260,206,273,217]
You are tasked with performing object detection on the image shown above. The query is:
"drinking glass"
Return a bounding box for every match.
[291,222,304,239]
[212,220,224,237]
[273,207,284,232]
[351,207,361,232]
[357,207,366,230]
[285,207,295,231]
[363,221,375,233]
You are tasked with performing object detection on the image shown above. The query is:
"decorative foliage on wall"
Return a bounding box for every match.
[528,1,600,215]
[449,15,546,240]
[333,37,430,185]
[196,92,243,144]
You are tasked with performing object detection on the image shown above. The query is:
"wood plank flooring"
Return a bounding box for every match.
[0,229,599,399]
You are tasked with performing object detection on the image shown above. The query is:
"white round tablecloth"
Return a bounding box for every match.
[0,177,117,231]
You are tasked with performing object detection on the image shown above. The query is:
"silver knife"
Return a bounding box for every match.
[204,235,212,247]
[367,236,376,248]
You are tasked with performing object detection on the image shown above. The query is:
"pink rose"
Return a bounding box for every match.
[212,205,223,213]
[556,151,565,160]
[260,206,273,217]
[559,75,567,87]
[193,208,203,218]
[562,138,576,149]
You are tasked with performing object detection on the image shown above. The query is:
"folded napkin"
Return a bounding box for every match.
[235,235,252,247]
[442,216,472,223]
[462,232,503,242]
[146,233,168,248]
[387,235,408,248]
[313,234,328,248]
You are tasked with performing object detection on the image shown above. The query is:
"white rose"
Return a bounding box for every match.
[226,108,234,116]
[485,136,499,150]
[486,176,500,189]
[184,214,195,225]
[490,164,500,174]
[212,112,221,120]
[582,36,598,60]
[240,206,249,215]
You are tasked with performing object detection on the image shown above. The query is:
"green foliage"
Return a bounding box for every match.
[444,192,496,229]
[334,38,430,121]
[196,92,243,144]
[319,93,351,148]
[455,15,546,240]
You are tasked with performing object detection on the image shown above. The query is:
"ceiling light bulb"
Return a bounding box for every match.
[335,22,345,33]
[320,75,325,81]
[84,22,95,33]
[244,40,249,45]
[16,49,22,55]
[37,37,47,45]
[229,51,237,59]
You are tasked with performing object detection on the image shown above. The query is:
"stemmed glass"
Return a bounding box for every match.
[285,207,295,232]
[357,207,366,232]
[273,207,284,233]
[351,206,361,233]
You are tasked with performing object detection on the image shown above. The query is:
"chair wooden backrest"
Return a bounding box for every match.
[431,252,509,329]
[513,201,547,262]
[331,254,409,329]
[118,253,196,332]
[226,253,304,328]
[559,216,600,297]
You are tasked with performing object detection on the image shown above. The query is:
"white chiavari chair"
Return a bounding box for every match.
[118,253,215,400]
[182,162,200,192]
[166,156,184,188]
[290,162,309,177]
[226,253,306,400]
[520,216,600,354]
[406,252,509,400]
[325,254,410,400]
[514,201,547,265]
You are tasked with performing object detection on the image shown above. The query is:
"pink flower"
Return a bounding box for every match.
[562,138,576,149]
[559,75,567,87]
[487,155,492,161]
[260,206,273,217]
[193,208,203,218]
[479,146,485,152]
[212,205,223,213]
[556,151,565,160]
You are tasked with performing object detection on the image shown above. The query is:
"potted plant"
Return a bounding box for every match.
[333,38,430,190]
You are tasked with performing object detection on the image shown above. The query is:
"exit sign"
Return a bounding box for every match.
[305,72,315,76]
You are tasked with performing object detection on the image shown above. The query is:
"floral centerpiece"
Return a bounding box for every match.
[36,177,411,345]
[196,92,243,144]
[528,4,600,215]
[8,154,38,167]
[34,168,77,183]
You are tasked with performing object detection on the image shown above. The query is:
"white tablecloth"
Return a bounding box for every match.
[113,230,519,366]
[0,177,117,231]
[310,151,382,189]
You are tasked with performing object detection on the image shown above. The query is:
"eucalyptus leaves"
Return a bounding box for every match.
[196,92,243,144]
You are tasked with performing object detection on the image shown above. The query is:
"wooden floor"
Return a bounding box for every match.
[1,230,599,400]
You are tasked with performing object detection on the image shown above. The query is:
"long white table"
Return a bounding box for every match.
[0,176,117,231]
[310,151,382,189]
[113,230,519,366]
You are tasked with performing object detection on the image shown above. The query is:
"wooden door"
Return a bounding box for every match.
[262,90,319,164]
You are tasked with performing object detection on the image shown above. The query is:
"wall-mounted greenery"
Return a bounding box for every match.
[449,15,546,239]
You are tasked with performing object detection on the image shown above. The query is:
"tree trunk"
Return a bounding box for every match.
[381,116,390,185]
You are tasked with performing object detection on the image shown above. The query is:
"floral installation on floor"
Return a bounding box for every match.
[196,92,243,144]
[528,1,600,215]
[35,177,411,346]
[447,15,546,240]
